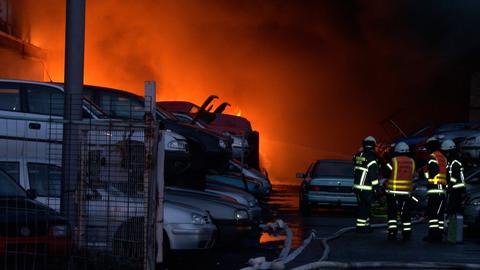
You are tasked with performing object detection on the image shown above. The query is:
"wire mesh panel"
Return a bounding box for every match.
[0,114,158,270]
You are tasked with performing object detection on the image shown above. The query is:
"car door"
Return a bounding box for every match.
[0,83,27,157]
[23,83,64,160]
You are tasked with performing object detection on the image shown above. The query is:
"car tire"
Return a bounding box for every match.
[299,195,311,216]
[112,217,145,258]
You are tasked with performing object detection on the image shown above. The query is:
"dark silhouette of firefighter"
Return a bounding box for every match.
[423,137,448,242]
[352,136,380,233]
[441,139,466,214]
[384,142,416,240]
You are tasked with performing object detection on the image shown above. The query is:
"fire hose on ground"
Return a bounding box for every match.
[240,217,480,270]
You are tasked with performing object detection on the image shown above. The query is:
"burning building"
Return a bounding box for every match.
[0,0,45,80]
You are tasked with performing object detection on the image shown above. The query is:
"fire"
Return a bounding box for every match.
[18,0,411,183]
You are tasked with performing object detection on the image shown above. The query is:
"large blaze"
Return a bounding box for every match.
[17,0,471,183]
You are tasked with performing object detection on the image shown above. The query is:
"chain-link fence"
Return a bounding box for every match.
[0,111,159,270]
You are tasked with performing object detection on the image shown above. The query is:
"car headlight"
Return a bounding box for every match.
[235,210,249,220]
[192,213,207,225]
[471,199,480,206]
[219,139,227,149]
[248,199,258,208]
[51,225,68,238]
[167,140,188,152]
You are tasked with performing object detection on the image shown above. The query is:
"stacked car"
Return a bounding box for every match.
[0,79,269,264]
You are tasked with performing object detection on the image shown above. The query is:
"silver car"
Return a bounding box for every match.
[298,160,356,215]
[464,168,480,228]
[165,187,260,244]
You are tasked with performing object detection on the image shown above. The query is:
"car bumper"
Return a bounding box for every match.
[165,223,217,250]
[214,219,259,242]
[248,206,262,222]
[0,236,71,256]
[303,191,358,206]
[464,204,480,226]
[165,150,191,177]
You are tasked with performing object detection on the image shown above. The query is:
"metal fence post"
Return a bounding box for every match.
[144,81,162,270]
[62,0,85,261]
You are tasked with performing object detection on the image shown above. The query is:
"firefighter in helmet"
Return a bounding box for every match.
[384,142,416,240]
[423,137,448,242]
[441,139,466,215]
[352,136,380,233]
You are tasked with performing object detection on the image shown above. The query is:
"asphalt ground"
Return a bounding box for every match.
[170,184,480,269]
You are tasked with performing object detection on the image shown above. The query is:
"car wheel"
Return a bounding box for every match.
[112,217,145,258]
[299,195,311,216]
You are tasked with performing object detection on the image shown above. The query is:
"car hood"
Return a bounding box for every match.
[309,177,353,186]
[164,200,211,224]
[0,197,65,224]
[466,184,480,197]
[165,191,246,221]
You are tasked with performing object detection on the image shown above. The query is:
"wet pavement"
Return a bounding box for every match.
[173,185,480,269]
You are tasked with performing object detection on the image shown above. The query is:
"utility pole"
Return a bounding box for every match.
[61,0,85,259]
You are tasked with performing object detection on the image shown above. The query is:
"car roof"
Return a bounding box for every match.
[0,79,65,91]
[315,159,351,164]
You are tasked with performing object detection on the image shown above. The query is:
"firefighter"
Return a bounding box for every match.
[441,139,466,215]
[352,136,380,233]
[384,142,415,240]
[423,137,448,242]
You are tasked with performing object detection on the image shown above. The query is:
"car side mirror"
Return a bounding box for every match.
[296,173,306,179]
[26,189,37,200]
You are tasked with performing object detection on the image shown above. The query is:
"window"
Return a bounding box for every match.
[27,163,62,197]
[26,87,64,116]
[312,161,353,178]
[100,93,144,120]
[0,162,20,183]
[0,88,20,112]
[0,170,25,197]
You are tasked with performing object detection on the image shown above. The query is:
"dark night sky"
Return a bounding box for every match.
[19,0,480,181]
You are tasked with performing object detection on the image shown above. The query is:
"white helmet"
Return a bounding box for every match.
[364,136,376,144]
[441,139,456,151]
[394,142,409,153]
[363,136,376,149]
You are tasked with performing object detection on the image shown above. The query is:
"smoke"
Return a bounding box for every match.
[19,0,478,182]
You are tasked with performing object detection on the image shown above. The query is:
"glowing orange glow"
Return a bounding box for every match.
[20,0,415,183]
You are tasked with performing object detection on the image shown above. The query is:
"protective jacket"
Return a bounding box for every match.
[425,151,448,194]
[353,150,379,191]
[447,159,465,190]
[386,155,415,194]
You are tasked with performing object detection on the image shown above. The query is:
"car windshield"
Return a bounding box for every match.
[311,161,352,178]
[0,169,26,197]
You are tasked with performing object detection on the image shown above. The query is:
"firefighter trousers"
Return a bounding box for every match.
[426,193,446,240]
[386,193,412,238]
[355,190,373,231]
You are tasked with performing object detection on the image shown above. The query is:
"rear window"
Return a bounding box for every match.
[311,161,352,178]
[0,88,20,112]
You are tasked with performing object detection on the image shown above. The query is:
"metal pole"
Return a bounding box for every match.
[144,81,162,270]
[61,0,85,255]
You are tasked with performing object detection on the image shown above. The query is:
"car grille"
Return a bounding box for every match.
[5,243,48,255]
[0,223,49,237]
[309,185,352,193]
